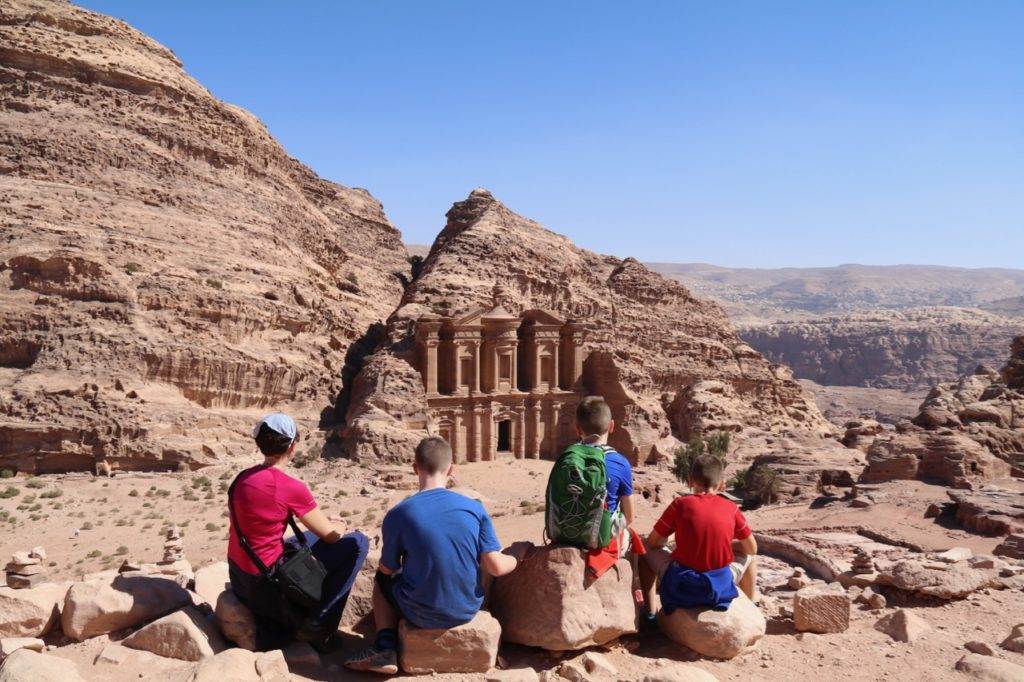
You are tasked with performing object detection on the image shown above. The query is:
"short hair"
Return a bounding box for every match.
[415,436,452,475]
[690,454,724,489]
[575,396,612,437]
[254,422,294,457]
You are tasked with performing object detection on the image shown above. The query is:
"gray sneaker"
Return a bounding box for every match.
[344,646,398,675]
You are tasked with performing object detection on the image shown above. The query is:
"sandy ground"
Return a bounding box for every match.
[2,456,1023,681]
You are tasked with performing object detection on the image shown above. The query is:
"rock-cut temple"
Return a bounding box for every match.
[413,287,589,462]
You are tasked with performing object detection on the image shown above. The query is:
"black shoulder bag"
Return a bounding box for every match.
[228,469,327,610]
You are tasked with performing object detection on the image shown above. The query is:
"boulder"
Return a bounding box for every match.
[656,592,765,659]
[965,641,996,656]
[1002,624,1024,653]
[793,582,850,634]
[340,557,377,634]
[0,638,44,660]
[398,610,501,674]
[193,562,230,607]
[955,653,1024,682]
[874,609,930,643]
[0,584,68,638]
[214,589,257,651]
[993,535,1024,561]
[490,544,636,651]
[581,651,616,675]
[935,547,972,563]
[62,574,192,640]
[0,649,86,682]
[876,559,992,599]
[254,650,289,682]
[122,606,228,661]
[187,649,260,682]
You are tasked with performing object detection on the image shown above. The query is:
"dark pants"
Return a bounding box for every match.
[229,531,369,650]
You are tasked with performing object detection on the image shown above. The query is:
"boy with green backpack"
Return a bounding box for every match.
[545,396,637,575]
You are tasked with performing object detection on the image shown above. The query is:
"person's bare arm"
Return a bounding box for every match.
[646,528,669,549]
[738,533,757,556]
[481,551,518,577]
[297,506,347,543]
[619,494,635,526]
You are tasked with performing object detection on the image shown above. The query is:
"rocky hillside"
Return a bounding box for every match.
[742,308,1021,390]
[0,0,409,473]
[344,189,835,464]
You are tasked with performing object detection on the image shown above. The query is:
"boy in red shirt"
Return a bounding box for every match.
[640,454,758,617]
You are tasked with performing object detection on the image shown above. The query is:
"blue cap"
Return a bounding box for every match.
[252,413,297,441]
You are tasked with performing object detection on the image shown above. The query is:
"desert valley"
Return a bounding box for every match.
[1,1,1022,681]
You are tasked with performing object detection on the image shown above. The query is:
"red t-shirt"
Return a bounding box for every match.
[227,465,317,575]
[653,493,752,572]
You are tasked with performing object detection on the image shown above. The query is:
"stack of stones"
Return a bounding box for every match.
[788,567,810,590]
[852,548,875,574]
[161,527,185,565]
[5,547,46,589]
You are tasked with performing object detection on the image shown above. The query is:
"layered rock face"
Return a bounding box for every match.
[741,308,1020,390]
[342,189,831,462]
[0,0,408,472]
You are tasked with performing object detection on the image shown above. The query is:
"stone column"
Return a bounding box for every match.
[511,345,519,391]
[453,343,464,395]
[529,403,542,458]
[452,410,463,462]
[472,342,481,395]
[424,340,439,395]
[551,340,560,393]
[533,344,542,391]
[471,407,483,462]
[514,407,526,459]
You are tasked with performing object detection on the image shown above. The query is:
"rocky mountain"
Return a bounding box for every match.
[0,0,409,473]
[344,189,836,465]
[742,308,1021,390]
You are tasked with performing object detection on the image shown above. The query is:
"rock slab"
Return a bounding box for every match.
[399,610,501,674]
[656,592,765,659]
[793,582,850,634]
[214,589,258,651]
[955,653,1024,682]
[0,649,86,682]
[0,584,68,638]
[875,609,930,643]
[122,606,227,661]
[490,544,637,651]
[62,574,192,640]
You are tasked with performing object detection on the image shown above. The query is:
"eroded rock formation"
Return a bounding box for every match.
[0,0,408,472]
[741,308,1020,390]
[342,189,832,463]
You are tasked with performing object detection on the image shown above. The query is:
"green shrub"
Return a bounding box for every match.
[25,478,45,489]
[345,272,359,286]
[86,549,101,559]
[731,467,749,491]
[129,489,139,497]
[115,546,129,556]
[0,469,13,479]
[125,262,141,274]
[0,486,19,499]
[81,521,93,530]
[672,432,731,486]
[39,489,62,499]
[205,278,223,290]
[205,522,220,532]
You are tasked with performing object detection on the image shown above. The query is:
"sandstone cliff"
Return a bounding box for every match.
[0,0,409,472]
[342,189,833,463]
[741,308,1021,390]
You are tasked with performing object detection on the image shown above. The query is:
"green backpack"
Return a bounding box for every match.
[545,443,613,549]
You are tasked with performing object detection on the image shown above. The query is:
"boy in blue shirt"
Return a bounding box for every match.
[345,436,519,675]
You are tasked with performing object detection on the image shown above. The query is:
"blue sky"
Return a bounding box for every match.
[78,1,1023,268]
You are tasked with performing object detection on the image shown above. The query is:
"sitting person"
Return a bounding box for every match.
[546,395,640,576]
[639,453,758,619]
[227,413,369,651]
[345,436,519,675]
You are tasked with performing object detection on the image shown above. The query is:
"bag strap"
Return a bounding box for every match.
[228,467,310,578]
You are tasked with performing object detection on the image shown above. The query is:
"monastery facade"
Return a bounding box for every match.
[413,288,589,462]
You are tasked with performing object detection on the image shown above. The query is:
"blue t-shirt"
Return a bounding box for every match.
[604,450,633,514]
[381,488,501,629]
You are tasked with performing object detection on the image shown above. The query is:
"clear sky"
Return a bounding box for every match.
[78,1,1023,268]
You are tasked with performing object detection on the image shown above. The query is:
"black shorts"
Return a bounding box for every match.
[375,570,406,621]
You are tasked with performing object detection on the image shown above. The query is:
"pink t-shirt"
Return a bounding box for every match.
[228,465,317,575]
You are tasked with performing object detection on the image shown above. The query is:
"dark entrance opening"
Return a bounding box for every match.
[497,420,511,452]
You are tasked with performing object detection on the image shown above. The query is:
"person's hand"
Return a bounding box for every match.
[503,541,530,563]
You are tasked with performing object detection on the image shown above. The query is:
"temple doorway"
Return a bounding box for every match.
[496,419,512,453]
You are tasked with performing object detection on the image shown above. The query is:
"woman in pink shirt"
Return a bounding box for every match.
[228,413,368,652]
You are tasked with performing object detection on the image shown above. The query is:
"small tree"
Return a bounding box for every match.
[747,465,781,505]
[672,432,731,487]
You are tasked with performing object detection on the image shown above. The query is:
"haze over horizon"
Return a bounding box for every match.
[78,1,1024,269]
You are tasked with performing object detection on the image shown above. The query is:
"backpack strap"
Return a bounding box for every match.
[228,467,310,580]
